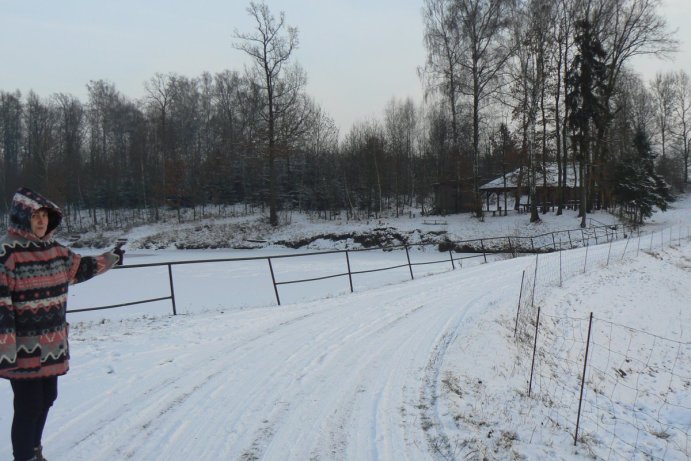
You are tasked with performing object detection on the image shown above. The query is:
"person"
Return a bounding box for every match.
[0,187,122,461]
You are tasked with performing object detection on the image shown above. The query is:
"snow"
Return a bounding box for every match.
[480,162,580,191]
[0,198,690,460]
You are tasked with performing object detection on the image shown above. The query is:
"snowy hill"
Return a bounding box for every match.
[0,197,689,460]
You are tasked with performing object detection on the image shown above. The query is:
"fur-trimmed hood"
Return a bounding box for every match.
[8,187,63,241]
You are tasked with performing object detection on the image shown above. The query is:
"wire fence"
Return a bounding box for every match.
[515,225,691,460]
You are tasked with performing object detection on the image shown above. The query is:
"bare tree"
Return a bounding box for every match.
[53,93,84,207]
[650,72,676,159]
[0,91,23,210]
[671,70,691,190]
[453,0,514,216]
[144,73,175,218]
[24,91,56,193]
[384,97,418,216]
[234,1,301,226]
[422,0,465,206]
[506,0,548,222]
[621,71,655,134]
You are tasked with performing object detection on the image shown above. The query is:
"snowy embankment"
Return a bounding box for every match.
[0,198,688,460]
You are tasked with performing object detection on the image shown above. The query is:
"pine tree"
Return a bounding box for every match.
[614,128,673,223]
[566,18,607,228]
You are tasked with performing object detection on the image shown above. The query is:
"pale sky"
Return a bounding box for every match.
[0,0,689,133]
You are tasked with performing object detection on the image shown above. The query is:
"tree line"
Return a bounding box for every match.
[0,0,688,228]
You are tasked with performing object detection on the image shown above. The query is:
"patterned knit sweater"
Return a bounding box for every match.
[0,187,119,379]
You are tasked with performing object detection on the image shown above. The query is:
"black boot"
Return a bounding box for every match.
[34,446,46,461]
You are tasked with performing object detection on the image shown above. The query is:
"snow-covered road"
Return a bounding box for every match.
[1,255,527,460]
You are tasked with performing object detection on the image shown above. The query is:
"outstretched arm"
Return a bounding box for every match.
[68,250,120,285]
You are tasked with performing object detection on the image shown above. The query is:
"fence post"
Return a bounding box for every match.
[267,258,281,306]
[606,238,613,266]
[528,305,541,397]
[345,250,354,293]
[567,230,572,249]
[637,231,642,257]
[167,264,177,316]
[480,239,488,263]
[508,237,514,257]
[531,254,539,308]
[449,250,455,270]
[530,237,535,252]
[552,233,557,251]
[574,312,594,446]
[405,245,414,280]
[583,244,589,273]
[559,250,563,287]
[514,270,526,337]
[621,235,630,261]
[581,229,585,246]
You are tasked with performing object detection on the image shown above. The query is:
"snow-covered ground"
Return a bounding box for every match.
[64,199,624,252]
[0,199,689,460]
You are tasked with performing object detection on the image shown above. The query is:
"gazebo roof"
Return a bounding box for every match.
[480,163,580,191]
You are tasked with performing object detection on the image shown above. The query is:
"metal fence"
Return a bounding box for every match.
[68,223,634,315]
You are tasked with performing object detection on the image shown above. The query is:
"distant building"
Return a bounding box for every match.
[479,163,581,211]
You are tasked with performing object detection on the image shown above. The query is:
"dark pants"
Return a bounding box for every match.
[10,377,58,461]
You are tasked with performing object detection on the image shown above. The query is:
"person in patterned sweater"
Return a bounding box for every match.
[0,187,122,461]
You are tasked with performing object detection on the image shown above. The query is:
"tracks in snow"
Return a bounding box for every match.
[20,259,529,461]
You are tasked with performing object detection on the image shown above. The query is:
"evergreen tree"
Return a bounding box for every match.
[614,128,673,223]
[566,18,607,228]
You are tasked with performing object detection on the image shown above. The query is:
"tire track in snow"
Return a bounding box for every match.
[51,311,320,460]
[27,257,533,461]
[228,301,431,460]
[418,269,525,460]
[242,274,496,461]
